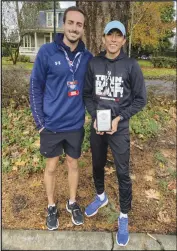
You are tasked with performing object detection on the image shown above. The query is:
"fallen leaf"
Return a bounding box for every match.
[144,175,153,182]
[22,148,28,154]
[11,151,20,158]
[167,181,176,190]
[158,211,171,223]
[66,222,73,228]
[30,180,42,187]
[32,139,40,148]
[14,160,26,166]
[12,166,18,171]
[130,174,136,180]
[22,130,30,135]
[138,134,144,139]
[147,169,155,176]
[33,156,40,163]
[131,141,143,150]
[145,189,160,200]
[159,162,165,168]
[169,107,176,119]
[105,166,115,175]
[153,114,160,121]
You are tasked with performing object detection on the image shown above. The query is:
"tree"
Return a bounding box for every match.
[2,1,49,64]
[128,2,175,57]
[76,1,130,55]
[128,2,152,57]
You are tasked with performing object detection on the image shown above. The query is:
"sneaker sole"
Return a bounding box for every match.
[85,199,109,217]
[116,233,129,246]
[47,219,59,231]
[66,204,84,226]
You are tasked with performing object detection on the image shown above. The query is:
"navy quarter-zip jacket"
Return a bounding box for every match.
[29,33,92,132]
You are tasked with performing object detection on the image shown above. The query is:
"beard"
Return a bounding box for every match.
[68,38,79,43]
[65,31,80,44]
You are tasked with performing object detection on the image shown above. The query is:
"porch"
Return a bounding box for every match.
[19,31,54,61]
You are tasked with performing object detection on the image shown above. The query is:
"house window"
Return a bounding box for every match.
[58,13,63,28]
[47,12,53,27]
[46,12,59,27]
[23,35,31,47]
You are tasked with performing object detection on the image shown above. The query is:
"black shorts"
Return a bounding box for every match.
[40,127,85,159]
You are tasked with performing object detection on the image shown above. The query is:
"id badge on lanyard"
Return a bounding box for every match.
[67,80,79,96]
[62,48,82,97]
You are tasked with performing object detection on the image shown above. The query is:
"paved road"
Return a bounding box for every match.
[145,79,175,96]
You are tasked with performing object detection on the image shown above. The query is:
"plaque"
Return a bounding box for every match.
[96,109,112,132]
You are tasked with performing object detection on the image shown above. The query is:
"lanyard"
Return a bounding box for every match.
[61,47,83,81]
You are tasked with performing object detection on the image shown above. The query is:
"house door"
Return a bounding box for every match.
[44,35,50,44]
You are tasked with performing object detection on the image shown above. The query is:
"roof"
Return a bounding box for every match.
[39,8,66,12]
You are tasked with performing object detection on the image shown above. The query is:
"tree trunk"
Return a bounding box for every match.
[76,1,130,55]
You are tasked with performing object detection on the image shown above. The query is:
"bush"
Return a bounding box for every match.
[17,55,30,62]
[82,119,91,152]
[2,69,30,107]
[2,47,10,57]
[130,101,170,140]
[151,57,176,68]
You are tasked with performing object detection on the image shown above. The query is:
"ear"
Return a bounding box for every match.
[122,37,126,46]
[102,36,105,45]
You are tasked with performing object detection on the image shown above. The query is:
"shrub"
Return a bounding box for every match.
[2,47,10,57]
[82,119,91,152]
[130,100,170,140]
[151,57,176,68]
[17,55,30,62]
[2,69,30,107]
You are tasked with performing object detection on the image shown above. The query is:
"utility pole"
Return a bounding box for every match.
[128,2,134,58]
[54,0,56,38]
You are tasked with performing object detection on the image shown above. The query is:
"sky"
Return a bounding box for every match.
[60,1,75,8]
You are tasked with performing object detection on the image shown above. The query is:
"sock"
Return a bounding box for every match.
[97,192,105,201]
[69,199,76,205]
[48,204,55,208]
[120,212,128,218]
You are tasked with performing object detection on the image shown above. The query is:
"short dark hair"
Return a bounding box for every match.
[63,6,85,23]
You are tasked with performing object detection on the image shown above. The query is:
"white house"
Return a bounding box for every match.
[169,27,177,49]
[19,8,66,62]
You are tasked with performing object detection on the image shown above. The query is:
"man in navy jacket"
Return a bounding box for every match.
[83,21,146,246]
[30,6,92,230]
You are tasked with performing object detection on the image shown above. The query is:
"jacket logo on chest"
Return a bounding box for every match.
[55,61,61,65]
[95,71,124,101]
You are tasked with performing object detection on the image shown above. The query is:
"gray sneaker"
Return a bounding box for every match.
[66,201,84,225]
[46,206,59,230]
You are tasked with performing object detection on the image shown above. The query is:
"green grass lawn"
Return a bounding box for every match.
[2,57,33,70]
[138,59,176,80]
[2,57,176,80]
[138,59,153,68]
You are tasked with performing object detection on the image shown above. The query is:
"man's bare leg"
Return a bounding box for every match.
[66,154,79,202]
[66,154,83,225]
[44,156,59,205]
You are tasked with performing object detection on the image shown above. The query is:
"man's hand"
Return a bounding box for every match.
[93,119,104,135]
[39,127,45,133]
[106,116,121,135]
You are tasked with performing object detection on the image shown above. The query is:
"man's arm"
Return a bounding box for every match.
[29,45,48,131]
[119,60,147,121]
[83,60,96,120]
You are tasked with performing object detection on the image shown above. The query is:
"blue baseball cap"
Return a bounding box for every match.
[104,20,126,36]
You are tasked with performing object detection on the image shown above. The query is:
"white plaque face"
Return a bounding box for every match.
[96,109,112,132]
